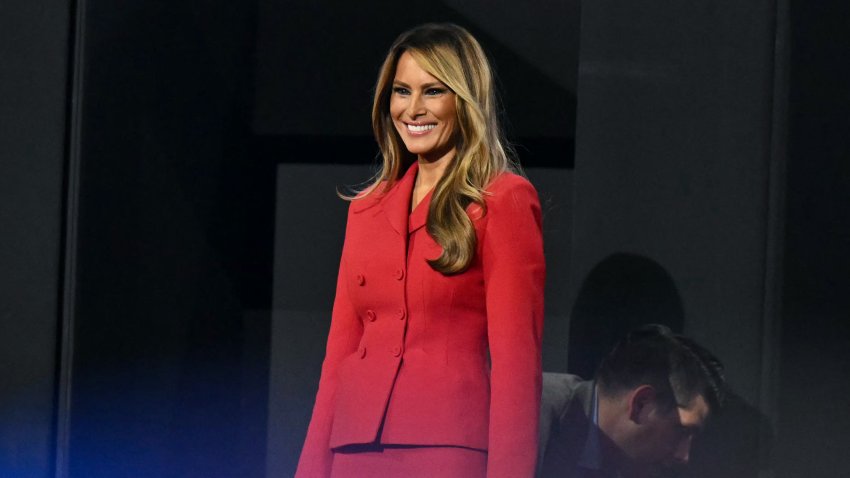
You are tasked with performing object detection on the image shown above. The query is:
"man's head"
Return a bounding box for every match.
[595,324,725,475]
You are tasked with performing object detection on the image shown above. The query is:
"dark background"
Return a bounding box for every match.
[1,0,848,477]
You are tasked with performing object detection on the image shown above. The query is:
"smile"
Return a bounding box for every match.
[406,123,437,133]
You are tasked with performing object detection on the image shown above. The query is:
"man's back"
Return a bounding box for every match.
[538,373,596,478]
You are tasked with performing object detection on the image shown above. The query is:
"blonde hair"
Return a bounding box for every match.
[362,23,518,274]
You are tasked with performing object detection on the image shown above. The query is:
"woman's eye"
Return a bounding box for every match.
[392,87,410,95]
[425,88,446,96]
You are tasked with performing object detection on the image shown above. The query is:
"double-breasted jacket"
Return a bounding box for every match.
[296,162,545,477]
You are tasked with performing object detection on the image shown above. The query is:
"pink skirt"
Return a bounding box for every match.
[330,444,487,478]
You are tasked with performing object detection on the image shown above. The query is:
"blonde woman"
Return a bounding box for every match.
[296,23,545,478]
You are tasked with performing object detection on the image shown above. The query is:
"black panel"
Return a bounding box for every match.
[777,0,850,475]
[0,0,70,476]
[66,2,268,477]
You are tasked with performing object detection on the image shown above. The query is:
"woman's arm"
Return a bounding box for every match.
[295,209,363,478]
[481,175,546,478]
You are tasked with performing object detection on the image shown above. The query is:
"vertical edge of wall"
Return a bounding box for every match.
[760,0,790,456]
[55,0,87,476]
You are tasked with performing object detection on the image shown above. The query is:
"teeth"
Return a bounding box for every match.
[407,124,436,132]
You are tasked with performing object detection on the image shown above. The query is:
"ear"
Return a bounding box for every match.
[627,385,657,424]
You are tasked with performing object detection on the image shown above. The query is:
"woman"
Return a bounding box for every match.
[296,23,545,478]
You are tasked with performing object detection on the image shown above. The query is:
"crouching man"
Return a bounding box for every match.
[538,324,725,478]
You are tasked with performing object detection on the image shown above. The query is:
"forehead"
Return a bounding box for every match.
[677,394,710,428]
[393,51,442,84]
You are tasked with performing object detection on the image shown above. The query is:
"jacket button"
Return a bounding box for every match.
[356,274,365,286]
[365,310,376,322]
[396,308,405,320]
[394,268,405,280]
[358,346,366,358]
[391,346,401,357]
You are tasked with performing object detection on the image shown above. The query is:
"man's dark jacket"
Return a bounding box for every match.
[537,373,612,478]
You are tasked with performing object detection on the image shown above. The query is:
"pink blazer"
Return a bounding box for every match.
[296,162,545,477]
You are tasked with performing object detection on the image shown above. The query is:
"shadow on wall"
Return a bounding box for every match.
[567,253,773,477]
[567,253,685,379]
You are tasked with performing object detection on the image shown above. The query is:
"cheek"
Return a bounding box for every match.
[388,104,405,135]
[660,430,685,454]
[389,97,405,119]
[439,101,459,137]
[445,117,458,137]
[439,99,457,121]
[643,424,678,457]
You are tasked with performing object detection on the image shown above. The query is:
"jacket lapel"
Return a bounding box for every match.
[408,187,432,234]
[379,162,418,237]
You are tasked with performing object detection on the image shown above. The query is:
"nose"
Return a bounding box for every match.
[672,435,693,465]
[406,91,426,118]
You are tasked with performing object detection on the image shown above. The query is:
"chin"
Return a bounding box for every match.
[403,144,437,156]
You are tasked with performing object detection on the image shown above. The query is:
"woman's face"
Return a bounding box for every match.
[389,51,459,163]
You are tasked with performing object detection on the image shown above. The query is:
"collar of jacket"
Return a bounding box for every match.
[573,381,627,477]
[350,161,429,236]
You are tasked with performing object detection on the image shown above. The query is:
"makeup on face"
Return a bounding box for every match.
[389,51,459,164]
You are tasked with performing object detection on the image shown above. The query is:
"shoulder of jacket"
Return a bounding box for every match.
[484,172,538,202]
[543,373,584,399]
[349,182,388,213]
[487,171,534,191]
[541,373,587,420]
[479,173,540,218]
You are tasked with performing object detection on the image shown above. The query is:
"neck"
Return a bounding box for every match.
[597,394,641,476]
[416,147,455,190]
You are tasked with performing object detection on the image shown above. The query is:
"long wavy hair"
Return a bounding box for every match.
[358,23,518,275]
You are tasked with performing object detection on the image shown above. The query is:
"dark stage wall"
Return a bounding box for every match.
[2,1,850,477]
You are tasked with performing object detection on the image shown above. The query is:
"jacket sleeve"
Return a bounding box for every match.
[295,207,363,478]
[481,176,546,478]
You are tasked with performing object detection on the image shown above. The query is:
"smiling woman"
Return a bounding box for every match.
[295,23,545,478]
